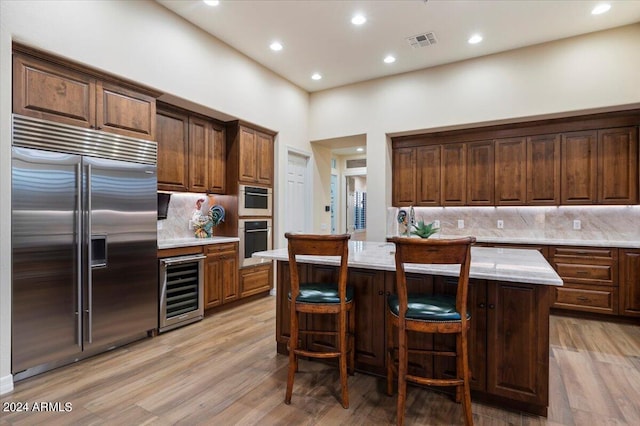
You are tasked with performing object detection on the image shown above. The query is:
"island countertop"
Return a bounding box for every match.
[253,240,562,286]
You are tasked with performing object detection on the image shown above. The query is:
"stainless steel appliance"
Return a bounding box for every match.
[238,184,272,217]
[239,218,272,267]
[159,254,205,332]
[11,114,158,381]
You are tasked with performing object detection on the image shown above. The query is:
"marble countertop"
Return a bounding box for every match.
[253,241,563,286]
[158,236,239,250]
[429,234,640,249]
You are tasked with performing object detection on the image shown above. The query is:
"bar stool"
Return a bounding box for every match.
[386,236,476,426]
[284,232,355,408]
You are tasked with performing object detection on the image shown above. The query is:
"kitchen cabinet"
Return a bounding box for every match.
[156,105,226,194]
[550,246,618,315]
[238,126,274,186]
[204,243,239,308]
[466,141,494,205]
[526,134,560,205]
[620,249,640,317]
[391,145,441,206]
[495,137,526,205]
[597,127,638,204]
[240,263,273,298]
[442,143,466,205]
[392,147,416,206]
[561,130,597,204]
[13,52,156,140]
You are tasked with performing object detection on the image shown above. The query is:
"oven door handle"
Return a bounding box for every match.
[245,229,269,233]
[160,254,206,265]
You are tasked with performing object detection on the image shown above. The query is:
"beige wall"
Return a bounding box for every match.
[309,23,640,242]
[0,0,309,392]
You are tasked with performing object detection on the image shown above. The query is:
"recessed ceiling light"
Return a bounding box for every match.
[311,73,322,80]
[591,3,611,15]
[356,147,364,152]
[468,34,483,44]
[270,42,283,51]
[203,0,219,6]
[351,14,366,25]
[383,55,396,64]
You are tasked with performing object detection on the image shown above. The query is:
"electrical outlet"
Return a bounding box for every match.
[497,220,504,229]
[157,221,163,230]
[188,220,194,230]
[573,219,581,230]
[457,219,464,229]
[433,220,440,228]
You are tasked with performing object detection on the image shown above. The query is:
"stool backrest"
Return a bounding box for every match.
[285,233,351,304]
[387,236,476,323]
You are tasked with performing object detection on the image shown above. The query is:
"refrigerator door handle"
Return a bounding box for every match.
[86,163,93,344]
[76,162,82,348]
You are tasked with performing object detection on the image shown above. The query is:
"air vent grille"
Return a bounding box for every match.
[406,32,437,49]
[346,158,366,169]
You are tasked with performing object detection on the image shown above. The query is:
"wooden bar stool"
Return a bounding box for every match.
[284,233,355,409]
[386,236,476,426]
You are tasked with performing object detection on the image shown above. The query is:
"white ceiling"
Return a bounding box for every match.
[156,0,640,93]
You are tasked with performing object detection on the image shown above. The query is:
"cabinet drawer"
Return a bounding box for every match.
[551,246,616,260]
[553,262,615,286]
[553,284,618,315]
[206,243,237,255]
[240,264,272,298]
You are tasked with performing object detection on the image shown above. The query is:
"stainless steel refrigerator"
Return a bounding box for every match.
[11,114,158,380]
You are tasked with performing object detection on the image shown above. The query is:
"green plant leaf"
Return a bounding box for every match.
[410,220,440,239]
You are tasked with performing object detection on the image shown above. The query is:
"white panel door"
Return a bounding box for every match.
[285,152,309,233]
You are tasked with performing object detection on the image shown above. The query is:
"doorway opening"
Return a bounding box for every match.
[346,175,367,241]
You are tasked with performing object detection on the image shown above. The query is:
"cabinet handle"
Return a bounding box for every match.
[378,290,384,296]
[478,303,485,309]
[488,304,495,310]
[576,296,591,302]
[576,271,589,276]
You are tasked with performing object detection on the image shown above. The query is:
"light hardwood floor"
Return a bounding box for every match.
[1,296,639,425]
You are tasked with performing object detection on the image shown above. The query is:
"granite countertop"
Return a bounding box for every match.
[253,241,563,286]
[158,236,240,250]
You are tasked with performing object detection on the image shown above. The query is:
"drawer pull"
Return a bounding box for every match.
[576,271,589,275]
[576,296,591,302]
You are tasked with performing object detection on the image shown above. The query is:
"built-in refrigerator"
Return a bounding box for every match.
[11,114,158,380]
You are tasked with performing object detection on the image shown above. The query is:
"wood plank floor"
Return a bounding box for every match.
[1,296,639,425]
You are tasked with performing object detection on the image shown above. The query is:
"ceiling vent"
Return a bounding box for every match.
[406,32,437,49]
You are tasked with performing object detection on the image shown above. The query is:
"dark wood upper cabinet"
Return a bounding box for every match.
[441,143,466,205]
[13,52,156,140]
[561,130,598,204]
[597,127,638,204]
[466,140,494,205]
[256,131,274,186]
[417,145,441,206]
[188,116,211,193]
[156,108,189,192]
[392,147,416,206]
[495,137,526,205]
[209,123,227,194]
[238,126,274,186]
[526,134,560,205]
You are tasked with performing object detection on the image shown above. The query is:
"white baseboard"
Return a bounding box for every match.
[0,374,14,395]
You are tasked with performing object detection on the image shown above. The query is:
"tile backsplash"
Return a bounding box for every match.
[387,205,640,244]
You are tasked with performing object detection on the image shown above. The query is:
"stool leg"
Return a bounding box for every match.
[386,313,394,396]
[396,322,407,426]
[285,307,299,405]
[348,302,356,375]
[460,331,473,426]
[339,310,349,409]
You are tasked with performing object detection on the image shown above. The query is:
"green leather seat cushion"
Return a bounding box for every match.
[387,294,470,322]
[288,283,354,304]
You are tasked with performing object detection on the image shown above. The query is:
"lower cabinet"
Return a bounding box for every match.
[240,263,273,298]
[620,249,640,317]
[274,261,550,415]
[204,243,238,309]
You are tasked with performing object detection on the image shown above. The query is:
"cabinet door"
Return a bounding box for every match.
[416,145,441,206]
[239,127,257,183]
[495,137,526,205]
[620,249,640,317]
[221,254,239,303]
[204,255,223,309]
[486,282,549,406]
[467,141,494,205]
[156,108,189,191]
[188,116,211,192]
[526,134,560,205]
[240,263,273,298]
[392,148,416,206]
[561,130,597,204]
[209,123,226,193]
[349,268,387,374]
[13,53,95,129]
[256,131,274,186]
[96,81,156,140]
[597,127,638,204]
[441,144,466,205]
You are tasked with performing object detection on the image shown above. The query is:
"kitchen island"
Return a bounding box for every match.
[254,241,563,417]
